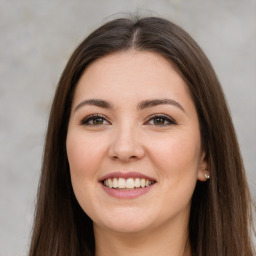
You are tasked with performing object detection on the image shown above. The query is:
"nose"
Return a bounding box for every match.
[108,125,145,162]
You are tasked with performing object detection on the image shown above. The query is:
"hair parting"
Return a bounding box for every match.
[29,16,255,256]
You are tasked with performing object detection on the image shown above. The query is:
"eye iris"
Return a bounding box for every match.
[154,117,165,125]
[93,118,103,125]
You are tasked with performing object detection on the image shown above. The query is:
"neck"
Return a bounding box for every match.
[94,218,191,256]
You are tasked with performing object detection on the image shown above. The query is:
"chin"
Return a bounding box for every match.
[97,220,151,234]
[93,207,155,234]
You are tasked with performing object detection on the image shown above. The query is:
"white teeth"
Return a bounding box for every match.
[108,179,113,188]
[141,178,146,188]
[134,178,140,188]
[118,178,126,188]
[103,177,154,189]
[113,178,118,188]
[126,178,135,188]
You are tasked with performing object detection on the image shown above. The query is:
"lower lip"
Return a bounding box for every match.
[100,183,155,199]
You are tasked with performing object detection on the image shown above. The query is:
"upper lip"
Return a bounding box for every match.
[99,172,156,182]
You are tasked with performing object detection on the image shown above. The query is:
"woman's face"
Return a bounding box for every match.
[66,51,207,235]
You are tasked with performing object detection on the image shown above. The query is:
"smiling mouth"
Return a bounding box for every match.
[102,177,156,190]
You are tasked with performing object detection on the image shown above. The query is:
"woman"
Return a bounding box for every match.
[28,16,255,256]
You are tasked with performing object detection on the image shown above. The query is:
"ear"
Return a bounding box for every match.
[197,151,210,182]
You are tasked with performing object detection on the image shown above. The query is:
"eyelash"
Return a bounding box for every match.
[145,114,177,126]
[80,114,110,126]
[80,114,177,127]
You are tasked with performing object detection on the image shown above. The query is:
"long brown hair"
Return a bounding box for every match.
[28,16,255,256]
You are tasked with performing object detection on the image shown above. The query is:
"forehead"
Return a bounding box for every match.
[72,51,193,108]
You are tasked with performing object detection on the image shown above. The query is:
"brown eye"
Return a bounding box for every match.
[81,114,110,126]
[146,114,176,126]
[153,117,166,125]
[92,117,104,125]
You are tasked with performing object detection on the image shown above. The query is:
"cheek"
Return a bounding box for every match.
[149,133,201,217]
[148,130,201,188]
[66,133,92,201]
[66,132,106,180]
[66,131,105,214]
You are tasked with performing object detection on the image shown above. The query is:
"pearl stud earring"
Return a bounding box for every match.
[204,173,210,179]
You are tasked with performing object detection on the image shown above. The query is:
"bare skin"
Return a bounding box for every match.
[66,51,208,256]
[94,213,191,256]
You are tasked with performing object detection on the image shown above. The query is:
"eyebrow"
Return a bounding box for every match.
[138,98,185,112]
[74,98,185,113]
[74,99,112,112]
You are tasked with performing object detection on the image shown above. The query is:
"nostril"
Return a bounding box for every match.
[111,155,140,162]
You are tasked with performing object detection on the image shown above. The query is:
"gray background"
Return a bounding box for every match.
[0,0,255,255]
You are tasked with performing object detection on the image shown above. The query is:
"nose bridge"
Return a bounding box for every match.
[108,120,144,161]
